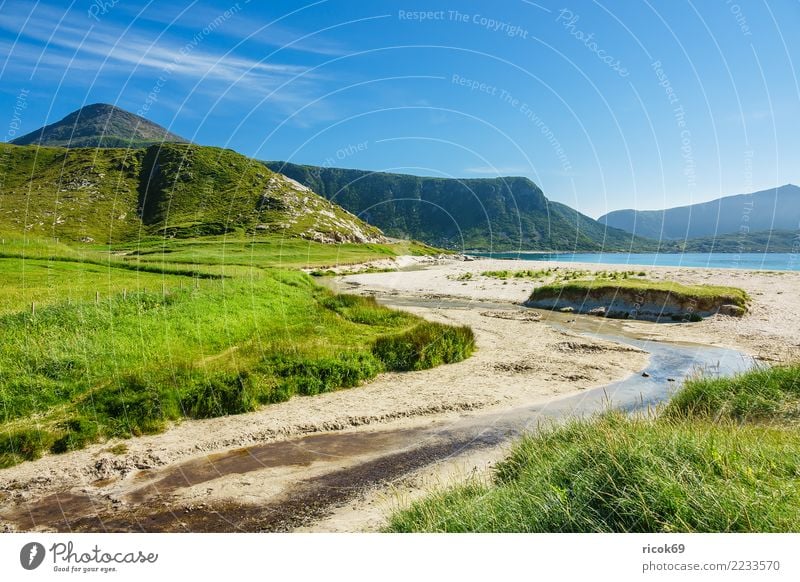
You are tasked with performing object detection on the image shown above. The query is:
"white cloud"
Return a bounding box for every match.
[0,1,333,117]
[117,1,349,57]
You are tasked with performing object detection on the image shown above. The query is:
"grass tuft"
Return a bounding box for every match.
[388,363,800,533]
[665,364,800,423]
[373,322,475,371]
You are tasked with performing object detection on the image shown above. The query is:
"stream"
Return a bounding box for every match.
[2,295,754,532]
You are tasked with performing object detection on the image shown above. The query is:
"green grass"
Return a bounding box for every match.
[112,236,408,270]
[532,278,748,306]
[0,143,143,242]
[0,234,444,315]
[481,268,559,280]
[529,278,749,318]
[0,269,474,468]
[0,143,381,244]
[388,364,800,533]
[0,257,211,315]
[481,268,647,282]
[373,322,475,371]
[666,364,800,424]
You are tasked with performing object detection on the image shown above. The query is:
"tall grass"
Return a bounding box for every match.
[388,413,800,532]
[666,364,800,423]
[373,323,475,371]
[0,276,476,468]
[530,279,750,310]
[388,364,800,533]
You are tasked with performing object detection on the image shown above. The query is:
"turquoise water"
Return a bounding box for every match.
[474,252,800,271]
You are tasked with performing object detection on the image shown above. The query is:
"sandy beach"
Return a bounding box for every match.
[1,257,797,532]
[338,257,800,362]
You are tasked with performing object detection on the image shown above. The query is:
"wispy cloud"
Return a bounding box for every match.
[0,2,335,117]
[1,5,310,80]
[118,1,349,57]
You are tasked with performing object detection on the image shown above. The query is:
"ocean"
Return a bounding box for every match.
[474,252,800,271]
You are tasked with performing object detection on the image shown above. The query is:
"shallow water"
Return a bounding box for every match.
[376,298,753,450]
[475,251,800,271]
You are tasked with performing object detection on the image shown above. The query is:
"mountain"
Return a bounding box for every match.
[263,163,655,251]
[10,103,188,148]
[599,185,800,240]
[0,143,383,244]
[665,229,800,253]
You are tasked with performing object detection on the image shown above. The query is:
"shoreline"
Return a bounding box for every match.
[336,257,800,362]
[1,257,795,532]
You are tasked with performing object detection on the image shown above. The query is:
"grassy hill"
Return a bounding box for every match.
[10,103,188,149]
[0,143,384,244]
[264,162,657,252]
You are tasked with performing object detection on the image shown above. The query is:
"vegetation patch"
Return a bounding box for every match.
[373,322,476,371]
[526,278,749,321]
[0,273,474,467]
[388,364,800,532]
[482,268,647,282]
[665,364,800,424]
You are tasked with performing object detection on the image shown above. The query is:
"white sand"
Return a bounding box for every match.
[340,258,800,362]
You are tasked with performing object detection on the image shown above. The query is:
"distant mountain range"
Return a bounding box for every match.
[599,185,800,240]
[263,162,654,252]
[670,229,800,254]
[11,103,188,149]
[6,103,798,253]
[0,142,382,244]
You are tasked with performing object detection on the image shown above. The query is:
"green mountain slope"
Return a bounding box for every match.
[263,162,655,251]
[668,229,800,253]
[599,185,800,239]
[11,103,188,149]
[0,143,384,244]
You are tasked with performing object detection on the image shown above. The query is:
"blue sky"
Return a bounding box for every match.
[1,0,798,217]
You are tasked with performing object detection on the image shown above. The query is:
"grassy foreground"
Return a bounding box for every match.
[387,364,800,532]
[0,238,472,468]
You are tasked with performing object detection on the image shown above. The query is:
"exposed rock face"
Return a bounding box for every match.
[262,174,386,244]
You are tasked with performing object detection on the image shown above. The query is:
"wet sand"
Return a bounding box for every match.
[1,258,790,532]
